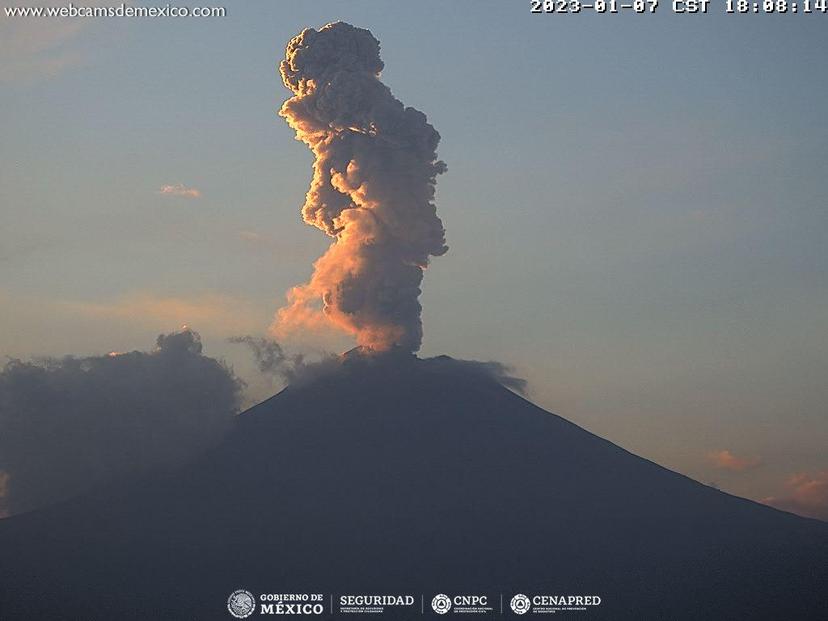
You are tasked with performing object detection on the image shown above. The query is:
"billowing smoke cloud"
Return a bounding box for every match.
[0,329,241,517]
[273,22,447,353]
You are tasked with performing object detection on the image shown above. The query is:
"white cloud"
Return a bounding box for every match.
[707,449,762,472]
[159,183,201,198]
[763,471,828,521]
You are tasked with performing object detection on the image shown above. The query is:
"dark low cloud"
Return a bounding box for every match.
[0,329,242,517]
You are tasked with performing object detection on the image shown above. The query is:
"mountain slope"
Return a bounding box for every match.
[0,353,826,620]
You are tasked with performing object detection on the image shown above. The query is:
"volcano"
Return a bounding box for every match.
[0,352,826,620]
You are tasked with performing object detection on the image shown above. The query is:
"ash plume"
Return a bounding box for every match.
[272,22,447,353]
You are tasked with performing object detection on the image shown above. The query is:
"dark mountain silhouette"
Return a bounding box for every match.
[0,351,826,620]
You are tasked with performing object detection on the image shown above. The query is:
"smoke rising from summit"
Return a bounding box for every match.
[272,22,447,353]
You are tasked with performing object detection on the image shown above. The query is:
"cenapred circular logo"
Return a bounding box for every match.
[227,589,256,618]
[432,593,452,614]
[510,594,531,615]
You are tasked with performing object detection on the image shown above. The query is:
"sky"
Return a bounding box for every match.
[1,1,826,514]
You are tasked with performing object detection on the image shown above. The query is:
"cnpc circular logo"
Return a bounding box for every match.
[432,593,452,614]
[510,593,531,615]
[227,589,256,618]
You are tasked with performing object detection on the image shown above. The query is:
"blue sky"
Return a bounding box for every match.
[1,1,826,511]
